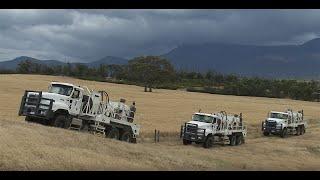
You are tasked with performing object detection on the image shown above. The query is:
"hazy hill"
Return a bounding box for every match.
[161,38,320,78]
[0,56,128,70]
[0,56,65,70]
[87,56,128,67]
[2,38,320,78]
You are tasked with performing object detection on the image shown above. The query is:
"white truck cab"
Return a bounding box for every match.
[180,111,247,148]
[47,82,84,116]
[262,109,306,138]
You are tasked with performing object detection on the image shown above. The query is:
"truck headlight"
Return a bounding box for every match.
[197,129,205,134]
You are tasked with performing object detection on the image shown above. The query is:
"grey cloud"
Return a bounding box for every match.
[0,9,320,62]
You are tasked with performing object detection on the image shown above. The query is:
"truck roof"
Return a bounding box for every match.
[51,82,84,91]
[194,112,219,118]
[270,111,289,115]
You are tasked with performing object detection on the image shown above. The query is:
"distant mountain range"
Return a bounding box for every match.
[0,56,128,70]
[161,38,320,78]
[1,38,320,78]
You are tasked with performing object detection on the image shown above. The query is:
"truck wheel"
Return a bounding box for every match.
[25,116,33,122]
[53,115,67,128]
[280,128,287,138]
[229,135,236,146]
[81,123,89,132]
[241,136,245,144]
[183,139,192,145]
[301,125,305,135]
[263,131,270,136]
[295,126,300,136]
[130,138,137,144]
[120,131,132,143]
[203,136,213,148]
[236,135,243,145]
[106,127,120,140]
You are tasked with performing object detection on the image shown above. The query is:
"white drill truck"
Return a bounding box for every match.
[18,82,140,143]
[261,109,307,138]
[180,111,247,148]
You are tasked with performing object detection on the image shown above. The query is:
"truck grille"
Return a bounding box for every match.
[186,124,198,134]
[19,90,55,118]
[27,94,39,105]
[266,121,277,128]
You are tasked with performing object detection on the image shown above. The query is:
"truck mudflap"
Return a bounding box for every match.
[181,123,206,142]
[18,90,54,119]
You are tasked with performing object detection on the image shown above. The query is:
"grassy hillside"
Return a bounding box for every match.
[0,74,319,170]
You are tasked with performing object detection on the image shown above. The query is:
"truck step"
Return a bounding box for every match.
[90,121,106,136]
[69,118,82,131]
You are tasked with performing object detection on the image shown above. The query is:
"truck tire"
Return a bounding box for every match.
[106,127,120,140]
[130,138,137,144]
[236,134,243,145]
[263,131,270,136]
[53,115,68,128]
[229,135,236,146]
[120,131,132,143]
[280,128,287,138]
[301,125,305,135]
[183,139,192,145]
[295,126,300,136]
[80,123,89,132]
[241,134,246,144]
[203,136,213,148]
[25,116,33,122]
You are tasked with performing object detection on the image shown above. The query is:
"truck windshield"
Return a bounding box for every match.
[49,84,73,96]
[269,113,288,119]
[192,114,213,123]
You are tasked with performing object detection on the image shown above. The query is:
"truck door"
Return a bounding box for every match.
[69,88,82,115]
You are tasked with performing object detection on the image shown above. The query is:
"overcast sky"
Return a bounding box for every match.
[0,9,320,62]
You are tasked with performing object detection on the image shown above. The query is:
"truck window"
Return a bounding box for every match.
[270,113,288,119]
[212,118,217,124]
[72,89,80,99]
[49,84,73,96]
[192,114,214,123]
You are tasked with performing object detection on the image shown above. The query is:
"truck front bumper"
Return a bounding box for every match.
[182,132,206,142]
[18,90,55,120]
[263,126,282,134]
[180,123,206,143]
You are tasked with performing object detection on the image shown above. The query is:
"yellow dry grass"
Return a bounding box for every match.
[0,74,320,170]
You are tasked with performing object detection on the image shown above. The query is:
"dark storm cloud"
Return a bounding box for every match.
[0,9,320,62]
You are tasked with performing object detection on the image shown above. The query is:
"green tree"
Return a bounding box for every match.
[74,64,88,77]
[127,56,176,92]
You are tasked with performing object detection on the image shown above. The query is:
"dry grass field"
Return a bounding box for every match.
[0,74,320,170]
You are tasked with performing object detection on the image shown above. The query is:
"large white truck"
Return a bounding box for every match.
[180,111,247,148]
[261,109,307,138]
[18,82,140,143]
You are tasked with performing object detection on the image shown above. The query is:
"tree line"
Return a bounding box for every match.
[1,56,319,101]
